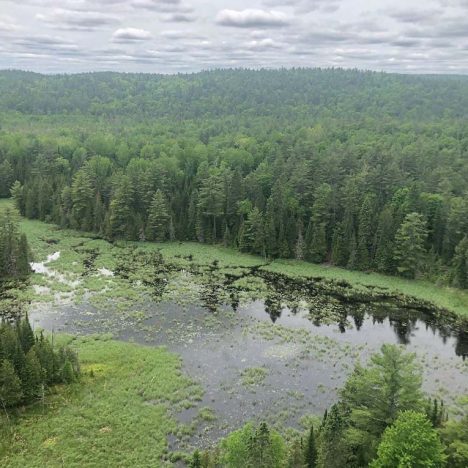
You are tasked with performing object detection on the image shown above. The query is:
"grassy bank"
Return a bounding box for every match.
[2,198,467,317]
[0,335,202,467]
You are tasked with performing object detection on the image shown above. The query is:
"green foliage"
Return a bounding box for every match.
[370,411,446,468]
[305,424,317,467]
[0,316,79,407]
[221,422,287,468]
[0,206,31,278]
[0,337,202,467]
[439,403,468,468]
[2,69,468,290]
[146,189,170,241]
[0,359,23,408]
[394,213,428,279]
[340,344,424,464]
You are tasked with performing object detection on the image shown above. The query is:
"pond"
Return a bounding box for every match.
[25,252,468,448]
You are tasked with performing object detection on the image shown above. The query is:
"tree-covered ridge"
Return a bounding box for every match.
[1,69,468,287]
[1,69,468,120]
[0,315,79,408]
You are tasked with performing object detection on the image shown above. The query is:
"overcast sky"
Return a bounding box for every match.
[1,0,468,74]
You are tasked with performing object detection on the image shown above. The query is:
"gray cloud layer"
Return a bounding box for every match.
[1,0,468,73]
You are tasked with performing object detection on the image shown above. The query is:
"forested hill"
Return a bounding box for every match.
[1,68,468,289]
[2,68,468,121]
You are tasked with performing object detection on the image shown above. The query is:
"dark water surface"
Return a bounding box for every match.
[28,291,468,446]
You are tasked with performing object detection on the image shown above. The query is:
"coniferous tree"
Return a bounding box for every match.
[146,189,170,241]
[0,359,23,408]
[190,450,202,468]
[356,195,375,270]
[71,169,94,231]
[109,176,134,239]
[304,425,317,468]
[23,349,43,402]
[452,236,468,288]
[394,212,428,279]
[307,183,332,263]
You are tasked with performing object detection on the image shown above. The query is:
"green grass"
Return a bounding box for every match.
[241,367,269,386]
[265,259,468,317]
[0,335,202,467]
[2,197,468,316]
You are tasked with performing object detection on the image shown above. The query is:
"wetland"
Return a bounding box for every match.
[2,215,466,454]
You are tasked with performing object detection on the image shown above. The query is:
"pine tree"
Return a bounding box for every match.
[307,183,332,263]
[331,221,347,266]
[197,168,225,243]
[356,195,375,270]
[295,220,305,261]
[374,206,396,274]
[19,314,35,354]
[394,212,428,279]
[304,425,317,468]
[17,233,30,276]
[0,159,14,198]
[109,176,134,239]
[190,450,202,468]
[146,189,169,241]
[23,349,43,402]
[61,359,75,384]
[452,236,468,288]
[10,180,24,214]
[71,169,94,230]
[0,359,23,408]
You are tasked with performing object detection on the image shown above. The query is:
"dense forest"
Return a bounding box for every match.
[0,207,30,278]
[0,315,80,409]
[1,69,468,286]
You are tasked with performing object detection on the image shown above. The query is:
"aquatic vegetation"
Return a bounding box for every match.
[241,367,269,387]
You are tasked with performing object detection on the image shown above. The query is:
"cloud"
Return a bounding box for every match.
[112,27,153,42]
[246,38,282,49]
[216,9,290,28]
[161,12,196,22]
[387,8,442,24]
[36,9,119,30]
[131,0,189,12]
[0,15,19,33]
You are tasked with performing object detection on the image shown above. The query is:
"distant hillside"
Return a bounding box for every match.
[1,68,468,121]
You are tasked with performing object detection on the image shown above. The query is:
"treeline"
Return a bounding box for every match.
[0,314,79,408]
[1,70,468,286]
[191,345,467,468]
[0,207,30,278]
[1,69,468,121]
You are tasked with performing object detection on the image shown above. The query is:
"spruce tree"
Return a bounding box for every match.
[71,169,94,231]
[452,236,468,288]
[146,189,169,241]
[394,212,428,279]
[356,195,375,270]
[20,314,35,354]
[23,349,43,402]
[0,359,23,408]
[17,233,30,276]
[304,425,317,468]
[109,176,134,239]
